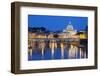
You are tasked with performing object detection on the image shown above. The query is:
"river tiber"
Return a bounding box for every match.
[28,21,87,60]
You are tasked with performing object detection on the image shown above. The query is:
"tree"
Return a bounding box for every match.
[53,34,59,38]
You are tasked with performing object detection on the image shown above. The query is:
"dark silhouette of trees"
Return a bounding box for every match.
[85,25,88,33]
[28,27,47,33]
[28,27,33,32]
[28,26,61,34]
[53,34,59,38]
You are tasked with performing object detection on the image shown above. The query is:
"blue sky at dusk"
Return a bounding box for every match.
[28,15,88,32]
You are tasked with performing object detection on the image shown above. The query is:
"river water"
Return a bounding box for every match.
[28,39,87,61]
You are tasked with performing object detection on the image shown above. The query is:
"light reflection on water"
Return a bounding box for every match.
[28,39,87,60]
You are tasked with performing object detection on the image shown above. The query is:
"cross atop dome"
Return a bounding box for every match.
[69,21,71,25]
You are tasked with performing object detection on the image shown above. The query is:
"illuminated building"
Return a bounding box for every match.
[63,21,77,35]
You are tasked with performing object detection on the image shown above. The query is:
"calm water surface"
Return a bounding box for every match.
[28,39,87,61]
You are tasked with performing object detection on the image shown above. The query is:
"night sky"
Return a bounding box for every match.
[28,15,88,32]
